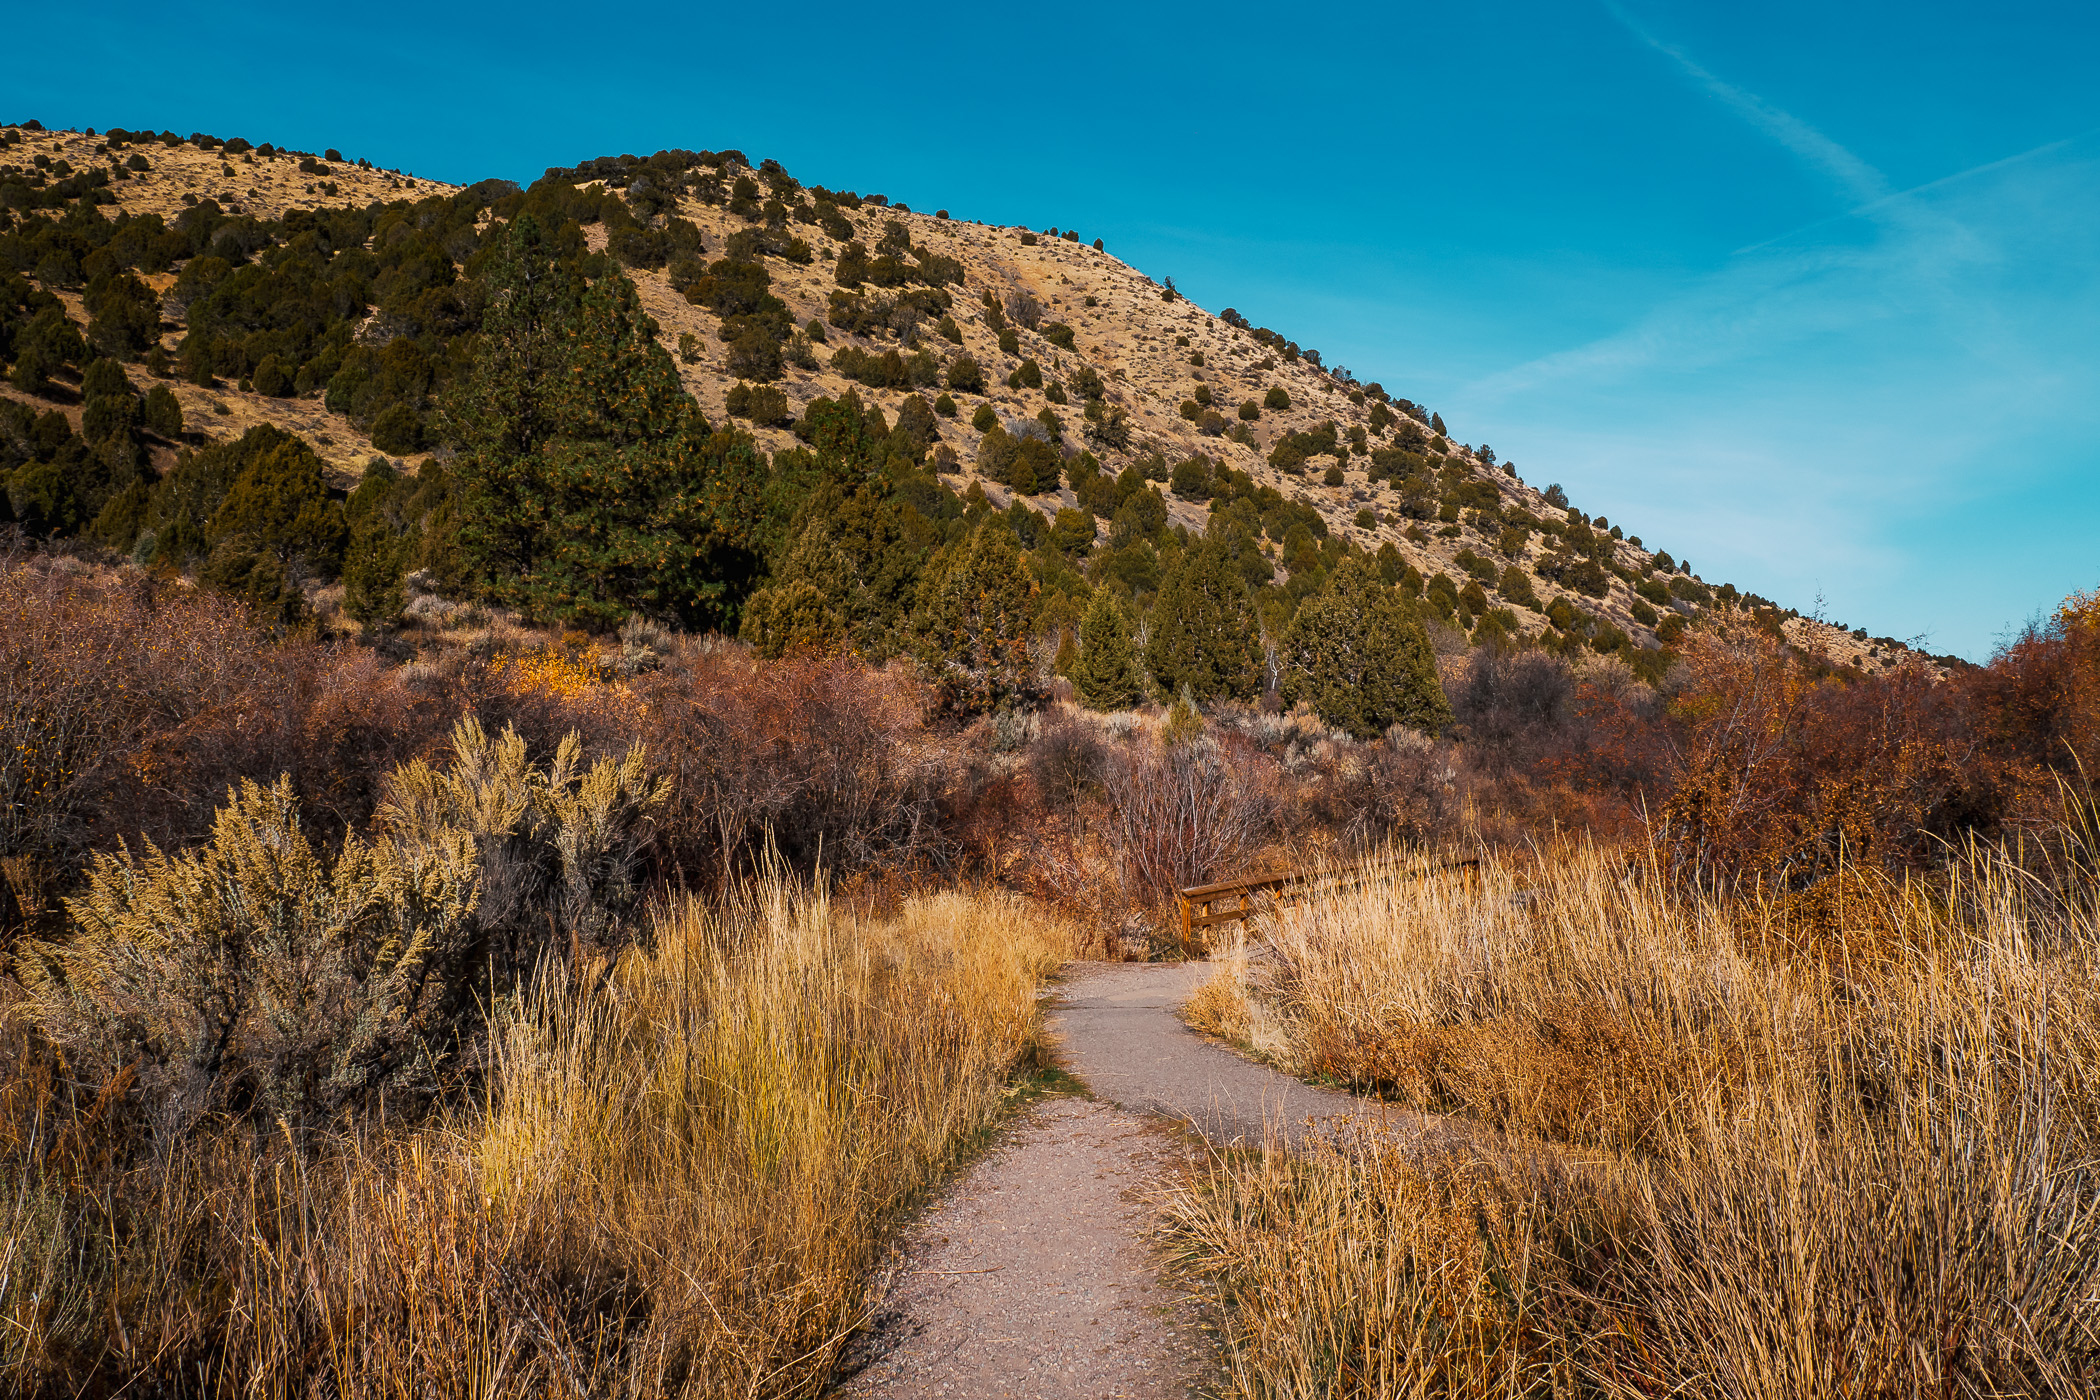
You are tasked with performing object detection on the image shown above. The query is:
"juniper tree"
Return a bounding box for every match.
[740,577,848,657]
[1071,590,1142,711]
[533,270,765,629]
[443,214,578,593]
[444,217,765,630]
[1146,536,1261,703]
[209,432,348,579]
[342,514,408,625]
[914,523,1039,714]
[1279,556,1450,739]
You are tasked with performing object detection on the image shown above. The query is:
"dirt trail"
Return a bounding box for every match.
[1050,961,1413,1146]
[836,959,1414,1398]
[837,1098,1207,1398]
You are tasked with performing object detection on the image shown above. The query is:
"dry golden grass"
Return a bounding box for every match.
[1168,838,2100,1396]
[1,879,1077,1396]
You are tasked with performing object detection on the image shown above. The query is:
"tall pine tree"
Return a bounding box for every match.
[1146,536,1262,703]
[1071,590,1142,710]
[445,217,765,629]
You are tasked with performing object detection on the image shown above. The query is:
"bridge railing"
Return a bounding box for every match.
[1175,857,1481,954]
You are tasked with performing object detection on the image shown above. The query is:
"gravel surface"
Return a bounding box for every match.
[835,957,1426,1398]
[837,1097,1209,1399]
[1050,960,1413,1147]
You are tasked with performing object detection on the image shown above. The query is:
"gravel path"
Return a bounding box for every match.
[835,958,1425,1398]
[1049,960,1412,1147]
[836,1097,1208,1398]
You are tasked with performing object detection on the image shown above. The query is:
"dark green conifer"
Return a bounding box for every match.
[1071,590,1142,711]
[209,434,347,578]
[915,524,1039,713]
[1278,556,1450,739]
[446,218,765,630]
[343,514,408,625]
[444,214,578,592]
[143,384,183,439]
[1145,536,1261,703]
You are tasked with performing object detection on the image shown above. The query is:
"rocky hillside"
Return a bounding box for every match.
[1,120,1919,673]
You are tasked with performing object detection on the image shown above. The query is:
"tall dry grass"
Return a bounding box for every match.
[2,880,1075,1396]
[1170,838,2100,1397]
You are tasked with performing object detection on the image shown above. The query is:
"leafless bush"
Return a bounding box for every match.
[632,647,952,881]
[1028,710,1108,813]
[1450,645,1574,777]
[1102,736,1277,910]
[1303,728,1461,855]
[1003,288,1043,331]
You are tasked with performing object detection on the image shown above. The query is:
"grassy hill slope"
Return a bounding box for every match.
[0,120,1920,673]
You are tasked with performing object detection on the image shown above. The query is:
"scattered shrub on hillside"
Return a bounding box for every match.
[725,381,793,427]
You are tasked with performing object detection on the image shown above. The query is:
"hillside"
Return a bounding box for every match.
[0,119,1923,674]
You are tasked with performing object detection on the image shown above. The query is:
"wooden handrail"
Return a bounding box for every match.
[1176,857,1480,953]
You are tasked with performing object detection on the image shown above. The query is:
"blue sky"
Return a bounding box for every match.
[13,1,2098,657]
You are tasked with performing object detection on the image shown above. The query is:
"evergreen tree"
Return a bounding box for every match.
[1146,536,1261,703]
[446,219,765,630]
[758,486,920,657]
[342,515,408,626]
[1071,590,1143,710]
[444,214,578,593]
[915,524,1039,714]
[143,383,183,439]
[1279,556,1451,739]
[740,578,848,657]
[209,433,347,578]
[1163,683,1205,745]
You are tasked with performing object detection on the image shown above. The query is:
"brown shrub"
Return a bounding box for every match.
[1102,734,1278,911]
[1656,624,2034,883]
[1025,708,1109,814]
[631,645,953,881]
[1298,730,1460,855]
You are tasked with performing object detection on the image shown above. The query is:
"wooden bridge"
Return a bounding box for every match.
[1175,857,1481,954]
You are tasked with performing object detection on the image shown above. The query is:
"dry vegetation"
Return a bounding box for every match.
[1172,836,2100,1396]
[8,117,2100,1394]
[3,534,2099,1395]
[2,876,1075,1395]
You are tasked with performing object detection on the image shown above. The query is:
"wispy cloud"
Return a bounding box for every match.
[1453,16,2100,658]
[1602,1,1888,204]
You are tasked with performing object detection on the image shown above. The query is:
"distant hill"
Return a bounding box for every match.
[0,119,1937,675]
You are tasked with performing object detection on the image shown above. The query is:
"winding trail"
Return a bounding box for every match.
[1050,960,1401,1147]
[837,960,1417,1398]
